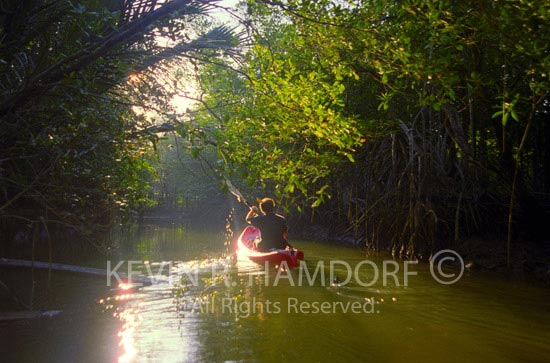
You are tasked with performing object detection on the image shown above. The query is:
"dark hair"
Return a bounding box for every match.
[259,198,275,213]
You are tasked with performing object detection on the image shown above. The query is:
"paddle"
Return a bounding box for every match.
[225,179,253,209]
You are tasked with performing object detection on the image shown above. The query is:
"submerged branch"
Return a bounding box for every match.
[0,258,156,286]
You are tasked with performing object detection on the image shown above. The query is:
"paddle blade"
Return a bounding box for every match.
[225,179,249,207]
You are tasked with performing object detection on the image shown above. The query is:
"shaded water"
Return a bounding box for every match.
[1,222,549,362]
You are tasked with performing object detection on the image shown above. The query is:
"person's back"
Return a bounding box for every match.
[249,212,287,250]
[245,198,289,251]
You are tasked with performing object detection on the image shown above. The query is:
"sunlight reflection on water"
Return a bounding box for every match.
[99,256,236,363]
[85,226,550,363]
[117,307,139,363]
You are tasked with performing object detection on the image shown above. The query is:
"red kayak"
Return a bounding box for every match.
[236,226,304,268]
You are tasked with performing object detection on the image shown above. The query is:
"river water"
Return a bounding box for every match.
[1,222,549,363]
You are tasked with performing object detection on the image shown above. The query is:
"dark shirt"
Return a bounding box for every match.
[248,212,288,251]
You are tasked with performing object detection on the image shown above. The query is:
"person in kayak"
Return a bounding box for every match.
[246,197,291,251]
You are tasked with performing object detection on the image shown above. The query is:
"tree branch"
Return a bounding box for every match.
[0,0,218,114]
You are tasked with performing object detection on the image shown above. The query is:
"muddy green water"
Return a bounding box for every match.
[1,223,549,363]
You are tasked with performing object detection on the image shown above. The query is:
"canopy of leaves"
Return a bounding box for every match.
[0,0,242,239]
[192,0,550,254]
[193,7,365,208]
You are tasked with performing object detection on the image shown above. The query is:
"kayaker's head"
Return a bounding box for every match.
[259,197,275,214]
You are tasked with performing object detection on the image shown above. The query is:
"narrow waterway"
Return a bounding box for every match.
[1,222,549,363]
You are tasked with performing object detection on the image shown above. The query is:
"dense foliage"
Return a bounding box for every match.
[0,0,241,247]
[2,0,549,267]
[193,0,550,261]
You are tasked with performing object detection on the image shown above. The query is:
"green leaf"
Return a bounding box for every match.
[311,198,322,208]
[510,109,520,122]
